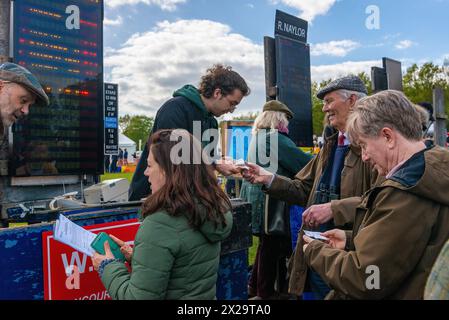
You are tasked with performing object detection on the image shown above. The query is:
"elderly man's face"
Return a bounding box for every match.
[358,134,390,176]
[322,91,354,132]
[0,81,36,128]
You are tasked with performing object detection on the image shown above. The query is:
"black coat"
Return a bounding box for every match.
[128,94,218,201]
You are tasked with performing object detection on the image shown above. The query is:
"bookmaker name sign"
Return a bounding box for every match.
[42,219,140,300]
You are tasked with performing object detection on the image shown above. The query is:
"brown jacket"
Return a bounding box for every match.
[265,130,379,296]
[305,146,449,299]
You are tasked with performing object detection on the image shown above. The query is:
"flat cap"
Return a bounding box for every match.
[263,100,294,119]
[0,62,49,106]
[316,75,367,100]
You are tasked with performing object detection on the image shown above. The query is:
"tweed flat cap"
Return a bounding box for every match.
[0,62,49,106]
[316,75,367,100]
[263,100,294,119]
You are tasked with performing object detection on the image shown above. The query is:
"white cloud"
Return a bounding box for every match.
[311,60,381,83]
[106,0,187,11]
[395,40,416,50]
[104,15,123,26]
[270,0,337,22]
[311,40,360,57]
[105,20,265,116]
[383,33,401,40]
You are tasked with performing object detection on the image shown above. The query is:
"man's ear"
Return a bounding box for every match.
[212,88,222,99]
[348,94,358,108]
[381,127,395,148]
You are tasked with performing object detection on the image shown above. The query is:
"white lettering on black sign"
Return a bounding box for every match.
[104,83,119,156]
[277,21,306,39]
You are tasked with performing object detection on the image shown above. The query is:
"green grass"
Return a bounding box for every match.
[101,172,134,182]
[248,236,258,266]
[102,172,259,267]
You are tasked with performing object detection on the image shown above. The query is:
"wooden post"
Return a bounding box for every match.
[0,0,11,63]
[433,87,448,147]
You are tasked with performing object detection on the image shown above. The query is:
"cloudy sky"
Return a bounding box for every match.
[103,0,449,117]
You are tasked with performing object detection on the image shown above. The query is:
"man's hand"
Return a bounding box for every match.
[215,157,241,176]
[302,203,333,228]
[322,229,346,250]
[302,235,317,252]
[241,162,274,186]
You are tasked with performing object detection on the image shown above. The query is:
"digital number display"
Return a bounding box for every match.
[12,0,103,176]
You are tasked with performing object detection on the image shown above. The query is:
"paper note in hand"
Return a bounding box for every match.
[304,230,329,241]
[53,214,97,257]
[235,159,249,171]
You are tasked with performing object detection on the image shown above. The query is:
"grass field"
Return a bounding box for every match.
[101,172,134,182]
[100,172,258,266]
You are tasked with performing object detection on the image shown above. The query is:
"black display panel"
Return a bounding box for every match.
[275,35,313,147]
[383,57,403,91]
[12,0,103,176]
[104,83,118,155]
[371,66,388,93]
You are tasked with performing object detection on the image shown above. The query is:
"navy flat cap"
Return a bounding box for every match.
[317,75,367,100]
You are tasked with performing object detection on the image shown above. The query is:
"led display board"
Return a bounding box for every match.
[12,0,103,176]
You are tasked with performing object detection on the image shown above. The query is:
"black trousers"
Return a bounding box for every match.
[249,234,292,298]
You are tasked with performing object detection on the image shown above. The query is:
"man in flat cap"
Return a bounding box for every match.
[242,75,380,299]
[0,62,49,138]
[0,62,49,217]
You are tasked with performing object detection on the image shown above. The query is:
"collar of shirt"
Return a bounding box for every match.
[386,160,407,179]
[338,131,350,146]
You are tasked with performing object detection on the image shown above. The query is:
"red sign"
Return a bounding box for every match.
[42,218,140,300]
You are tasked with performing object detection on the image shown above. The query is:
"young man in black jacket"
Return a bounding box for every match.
[128,64,250,201]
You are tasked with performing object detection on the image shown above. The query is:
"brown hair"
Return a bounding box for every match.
[142,129,231,230]
[199,64,250,98]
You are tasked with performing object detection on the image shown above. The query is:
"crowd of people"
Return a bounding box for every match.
[1,61,448,300]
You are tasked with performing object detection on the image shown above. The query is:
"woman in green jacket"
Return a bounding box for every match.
[240,100,312,299]
[92,129,233,299]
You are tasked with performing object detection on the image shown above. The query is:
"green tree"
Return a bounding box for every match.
[357,71,373,96]
[119,115,154,149]
[311,78,332,136]
[119,114,131,132]
[403,62,449,126]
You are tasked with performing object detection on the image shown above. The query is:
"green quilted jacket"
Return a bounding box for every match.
[101,208,233,300]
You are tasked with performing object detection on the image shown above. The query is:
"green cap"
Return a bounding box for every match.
[263,100,294,119]
[0,62,49,106]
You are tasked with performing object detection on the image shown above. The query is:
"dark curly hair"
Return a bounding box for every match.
[199,64,250,99]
